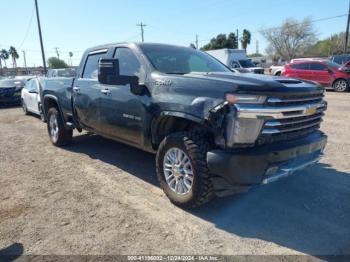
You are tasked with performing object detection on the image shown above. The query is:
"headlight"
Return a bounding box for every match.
[226,93,266,104]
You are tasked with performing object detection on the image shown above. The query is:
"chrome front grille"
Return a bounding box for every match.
[266,93,324,106]
[233,93,327,145]
[262,112,324,135]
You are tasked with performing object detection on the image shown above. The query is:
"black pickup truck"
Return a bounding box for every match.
[41,43,327,208]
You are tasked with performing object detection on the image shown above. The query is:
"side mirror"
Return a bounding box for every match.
[98,58,139,86]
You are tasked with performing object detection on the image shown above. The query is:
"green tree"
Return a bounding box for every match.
[304,32,348,57]
[8,46,19,68]
[0,49,9,68]
[47,57,69,69]
[201,32,238,50]
[240,29,251,51]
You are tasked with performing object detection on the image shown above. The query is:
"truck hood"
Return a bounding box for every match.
[165,71,324,96]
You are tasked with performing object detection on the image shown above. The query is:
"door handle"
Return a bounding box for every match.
[73,86,80,92]
[100,88,111,95]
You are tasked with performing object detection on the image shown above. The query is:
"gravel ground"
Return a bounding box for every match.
[0,92,349,258]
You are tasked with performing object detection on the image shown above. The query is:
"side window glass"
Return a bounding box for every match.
[26,80,33,90]
[310,63,327,71]
[83,52,107,79]
[298,63,310,70]
[114,48,141,77]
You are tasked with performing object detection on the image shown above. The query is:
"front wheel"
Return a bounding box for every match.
[333,79,349,92]
[156,132,213,208]
[47,107,72,146]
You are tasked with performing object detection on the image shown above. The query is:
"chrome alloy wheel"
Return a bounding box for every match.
[163,147,194,195]
[334,80,348,92]
[49,113,59,143]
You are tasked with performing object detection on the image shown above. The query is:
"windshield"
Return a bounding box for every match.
[326,61,341,69]
[57,68,76,77]
[238,59,255,68]
[0,80,24,87]
[139,45,231,74]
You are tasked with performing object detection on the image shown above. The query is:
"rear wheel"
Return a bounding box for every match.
[333,79,349,92]
[156,132,213,208]
[47,107,72,146]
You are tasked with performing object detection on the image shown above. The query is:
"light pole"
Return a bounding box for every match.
[34,0,47,73]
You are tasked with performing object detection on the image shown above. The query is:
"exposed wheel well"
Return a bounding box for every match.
[151,116,214,150]
[44,97,59,115]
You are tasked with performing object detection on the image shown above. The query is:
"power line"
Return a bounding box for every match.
[197,13,348,45]
[17,4,35,50]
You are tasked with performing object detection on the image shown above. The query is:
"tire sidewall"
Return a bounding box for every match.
[333,79,349,92]
[47,108,59,144]
[156,133,207,207]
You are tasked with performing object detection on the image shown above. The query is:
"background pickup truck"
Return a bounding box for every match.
[41,43,327,208]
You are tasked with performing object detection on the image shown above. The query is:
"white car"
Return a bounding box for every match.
[21,78,45,121]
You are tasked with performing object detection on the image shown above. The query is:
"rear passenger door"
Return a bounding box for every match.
[309,62,332,86]
[73,49,109,131]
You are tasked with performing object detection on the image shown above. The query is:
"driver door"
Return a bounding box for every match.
[99,47,145,145]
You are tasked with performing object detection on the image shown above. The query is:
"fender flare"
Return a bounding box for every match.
[43,95,66,124]
[150,111,206,146]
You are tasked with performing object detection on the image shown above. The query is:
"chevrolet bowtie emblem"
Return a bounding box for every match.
[305,105,317,115]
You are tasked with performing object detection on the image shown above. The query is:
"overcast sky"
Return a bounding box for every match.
[1,0,348,67]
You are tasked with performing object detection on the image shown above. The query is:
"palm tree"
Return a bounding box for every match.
[0,49,9,68]
[8,46,19,68]
[68,51,73,66]
[240,29,251,51]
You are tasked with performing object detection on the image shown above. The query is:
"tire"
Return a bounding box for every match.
[22,99,28,115]
[333,79,349,92]
[39,104,46,122]
[156,132,213,208]
[47,107,72,146]
[275,71,281,76]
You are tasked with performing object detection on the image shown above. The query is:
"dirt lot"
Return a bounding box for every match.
[0,92,350,257]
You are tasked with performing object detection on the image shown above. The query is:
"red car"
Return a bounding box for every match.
[282,59,350,92]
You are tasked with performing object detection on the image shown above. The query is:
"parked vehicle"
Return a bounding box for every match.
[0,79,26,105]
[282,59,349,92]
[206,49,264,74]
[330,54,350,65]
[268,65,284,76]
[21,77,45,121]
[41,43,327,208]
[46,68,76,78]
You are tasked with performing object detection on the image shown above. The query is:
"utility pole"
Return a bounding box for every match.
[256,40,259,54]
[344,0,350,53]
[195,34,199,49]
[22,50,28,74]
[236,29,239,49]
[54,47,60,59]
[34,0,47,73]
[136,22,147,42]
